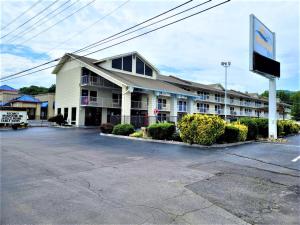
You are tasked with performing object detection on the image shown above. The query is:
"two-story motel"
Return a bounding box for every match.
[53,52,291,127]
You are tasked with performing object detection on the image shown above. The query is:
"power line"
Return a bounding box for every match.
[47,0,131,54]
[7,0,73,43]
[1,0,43,30]
[1,0,60,39]
[74,0,212,55]
[18,0,96,45]
[1,0,230,82]
[2,0,193,79]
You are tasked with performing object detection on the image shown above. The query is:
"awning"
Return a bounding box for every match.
[41,102,48,108]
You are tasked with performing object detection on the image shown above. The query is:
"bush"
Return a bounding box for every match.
[112,123,134,136]
[277,120,285,136]
[148,122,176,140]
[217,123,248,143]
[99,123,114,134]
[278,120,300,136]
[129,130,143,138]
[254,118,268,138]
[171,132,182,142]
[177,114,225,145]
[48,114,65,125]
[239,118,258,140]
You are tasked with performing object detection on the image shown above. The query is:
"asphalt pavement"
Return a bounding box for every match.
[1,127,299,224]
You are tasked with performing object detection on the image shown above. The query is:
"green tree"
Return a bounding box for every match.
[48,84,56,93]
[19,85,48,95]
[291,91,300,121]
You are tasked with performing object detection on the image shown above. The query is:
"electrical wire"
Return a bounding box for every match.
[1,0,230,82]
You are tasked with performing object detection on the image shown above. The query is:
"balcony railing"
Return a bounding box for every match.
[196,108,210,113]
[215,109,224,115]
[131,101,148,110]
[157,103,170,111]
[178,105,187,112]
[81,75,119,89]
[81,96,121,108]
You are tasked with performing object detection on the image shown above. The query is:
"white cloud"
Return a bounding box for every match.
[1,0,299,92]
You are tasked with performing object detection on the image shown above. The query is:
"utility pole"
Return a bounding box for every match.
[221,61,231,121]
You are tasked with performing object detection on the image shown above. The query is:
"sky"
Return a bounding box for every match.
[0,0,299,94]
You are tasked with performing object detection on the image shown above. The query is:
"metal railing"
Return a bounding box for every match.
[131,101,148,110]
[81,96,121,108]
[157,103,171,111]
[81,75,120,89]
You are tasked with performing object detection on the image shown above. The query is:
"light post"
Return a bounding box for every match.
[221,61,231,121]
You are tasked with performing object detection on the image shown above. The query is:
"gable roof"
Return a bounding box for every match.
[0,85,18,92]
[10,95,41,103]
[95,51,160,73]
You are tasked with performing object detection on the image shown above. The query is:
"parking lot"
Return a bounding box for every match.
[1,127,300,224]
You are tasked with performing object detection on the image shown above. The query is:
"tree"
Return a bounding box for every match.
[19,85,48,95]
[48,84,56,93]
[19,84,56,95]
[291,91,300,121]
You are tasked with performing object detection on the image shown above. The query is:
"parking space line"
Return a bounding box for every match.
[292,156,300,162]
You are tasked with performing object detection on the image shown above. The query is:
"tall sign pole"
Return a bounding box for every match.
[249,14,280,139]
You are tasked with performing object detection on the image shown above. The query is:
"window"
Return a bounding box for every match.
[178,101,187,112]
[112,57,122,70]
[158,98,167,109]
[136,57,144,75]
[215,94,222,102]
[57,108,61,115]
[215,105,222,114]
[145,64,153,76]
[197,103,209,113]
[197,91,209,100]
[123,55,132,72]
[157,113,167,122]
[64,108,68,120]
[90,91,97,97]
[71,107,76,123]
[82,89,88,96]
[112,93,121,107]
[230,97,234,103]
[230,107,235,115]
[82,67,90,76]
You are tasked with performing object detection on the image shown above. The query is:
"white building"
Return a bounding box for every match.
[52,52,291,127]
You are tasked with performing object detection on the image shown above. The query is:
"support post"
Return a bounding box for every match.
[268,78,277,139]
[147,92,157,125]
[170,95,178,123]
[121,86,131,124]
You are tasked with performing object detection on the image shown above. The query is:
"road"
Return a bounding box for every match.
[1,127,300,224]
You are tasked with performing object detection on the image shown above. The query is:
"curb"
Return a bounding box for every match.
[99,133,254,149]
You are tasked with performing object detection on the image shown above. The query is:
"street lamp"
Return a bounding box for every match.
[221,61,231,120]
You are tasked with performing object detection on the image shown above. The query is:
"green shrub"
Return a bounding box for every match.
[278,120,300,135]
[171,132,182,142]
[239,118,258,140]
[129,130,143,138]
[48,114,65,125]
[112,124,134,136]
[177,114,225,145]
[148,122,176,140]
[254,118,268,138]
[99,123,114,134]
[277,121,285,136]
[217,123,248,143]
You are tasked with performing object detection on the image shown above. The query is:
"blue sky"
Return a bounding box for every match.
[1,0,299,93]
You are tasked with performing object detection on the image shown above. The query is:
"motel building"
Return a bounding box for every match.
[53,52,291,127]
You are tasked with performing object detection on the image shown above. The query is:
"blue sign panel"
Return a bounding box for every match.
[253,16,275,60]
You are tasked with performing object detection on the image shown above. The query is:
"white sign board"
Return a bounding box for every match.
[0,111,28,124]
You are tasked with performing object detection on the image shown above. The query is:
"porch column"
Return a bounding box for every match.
[187,97,194,114]
[78,107,85,126]
[35,104,41,120]
[170,95,178,123]
[101,108,107,124]
[147,92,157,125]
[121,86,131,124]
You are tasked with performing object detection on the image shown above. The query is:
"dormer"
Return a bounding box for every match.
[95,52,159,79]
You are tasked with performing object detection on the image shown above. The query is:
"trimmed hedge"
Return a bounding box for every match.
[148,122,176,140]
[177,114,225,145]
[48,114,65,125]
[254,118,268,138]
[112,124,134,136]
[100,123,114,134]
[239,117,258,140]
[217,123,248,143]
